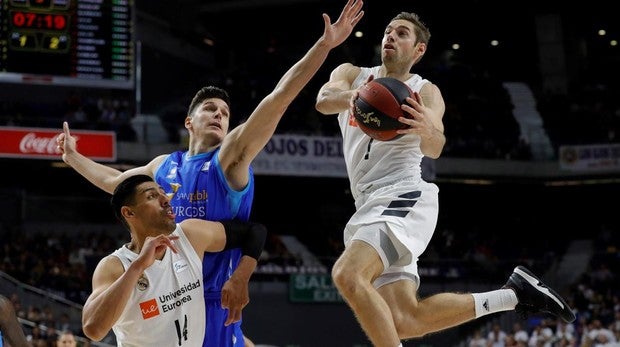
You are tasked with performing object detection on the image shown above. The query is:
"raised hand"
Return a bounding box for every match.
[136,234,179,271]
[321,0,364,49]
[56,121,78,163]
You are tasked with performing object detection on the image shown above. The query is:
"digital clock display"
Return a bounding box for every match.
[11,11,68,30]
[0,0,135,89]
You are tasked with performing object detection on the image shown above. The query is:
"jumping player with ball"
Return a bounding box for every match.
[315,11,575,347]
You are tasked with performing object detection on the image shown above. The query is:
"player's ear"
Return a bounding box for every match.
[415,42,426,57]
[121,206,134,218]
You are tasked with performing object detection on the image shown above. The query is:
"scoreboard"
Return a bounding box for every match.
[0,0,134,89]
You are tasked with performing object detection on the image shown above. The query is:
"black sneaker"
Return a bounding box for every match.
[503,266,576,323]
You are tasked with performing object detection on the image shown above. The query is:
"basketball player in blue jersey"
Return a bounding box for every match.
[315,11,575,347]
[0,294,29,347]
[57,1,364,345]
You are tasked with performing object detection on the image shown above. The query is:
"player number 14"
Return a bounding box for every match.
[175,315,188,345]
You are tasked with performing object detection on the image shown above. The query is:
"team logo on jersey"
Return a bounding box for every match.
[166,182,181,200]
[166,164,178,179]
[139,298,160,320]
[174,260,188,273]
[137,274,149,291]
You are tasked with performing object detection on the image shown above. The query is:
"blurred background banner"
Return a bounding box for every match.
[288,273,344,303]
[253,134,347,177]
[559,143,620,172]
[0,126,116,161]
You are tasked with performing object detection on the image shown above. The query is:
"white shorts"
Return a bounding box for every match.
[344,179,439,289]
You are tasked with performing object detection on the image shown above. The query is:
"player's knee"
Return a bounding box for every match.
[331,263,360,297]
[331,262,347,288]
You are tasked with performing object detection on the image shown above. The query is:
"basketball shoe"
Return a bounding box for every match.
[503,265,576,323]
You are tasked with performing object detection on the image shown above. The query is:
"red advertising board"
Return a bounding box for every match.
[0,126,116,161]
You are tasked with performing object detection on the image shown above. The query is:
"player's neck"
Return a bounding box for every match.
[188,141,220,157]
[379,65,413,81]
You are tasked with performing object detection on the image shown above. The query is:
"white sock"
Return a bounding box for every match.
[472,289,518,318]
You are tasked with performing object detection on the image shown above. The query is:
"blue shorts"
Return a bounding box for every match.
[203,297,244,347]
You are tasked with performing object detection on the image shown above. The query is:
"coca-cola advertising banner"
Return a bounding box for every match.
[0,126,116,161]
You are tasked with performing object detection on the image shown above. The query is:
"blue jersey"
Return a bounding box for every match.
[155,148,254,347]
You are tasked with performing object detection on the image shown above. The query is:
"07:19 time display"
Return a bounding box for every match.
[11,11,68,30]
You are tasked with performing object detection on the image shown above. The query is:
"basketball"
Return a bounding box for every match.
[352,77,414,141]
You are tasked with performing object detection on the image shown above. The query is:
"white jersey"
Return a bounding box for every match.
[339,66,439,289]
[111,224,205,347]
[338,66,429,201]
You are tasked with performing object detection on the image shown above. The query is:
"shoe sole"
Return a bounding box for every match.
[513,266,575,322]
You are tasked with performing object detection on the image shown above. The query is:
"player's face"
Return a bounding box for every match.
[129,182,177,233]
[187,97,230,142]
[381,20,423,66]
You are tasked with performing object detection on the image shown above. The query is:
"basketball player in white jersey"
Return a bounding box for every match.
[315,11,575,347]
[82,175,266,346]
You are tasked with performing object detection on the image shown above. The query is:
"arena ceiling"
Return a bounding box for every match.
[135,0,617,54]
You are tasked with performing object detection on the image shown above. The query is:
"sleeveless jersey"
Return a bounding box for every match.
[338,66,430,200]
[111,224,205,347]
[154,148,254,347]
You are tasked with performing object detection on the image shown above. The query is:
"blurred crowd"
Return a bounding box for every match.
[463,228,619,347]
[4,292,82,346]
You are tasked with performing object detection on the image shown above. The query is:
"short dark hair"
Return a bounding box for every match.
[111,175,153,228]
[391,12,431,45]
[187,86,231,117]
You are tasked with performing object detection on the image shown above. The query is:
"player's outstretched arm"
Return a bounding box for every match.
[219,0,364,185]
[57,121,166,193]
